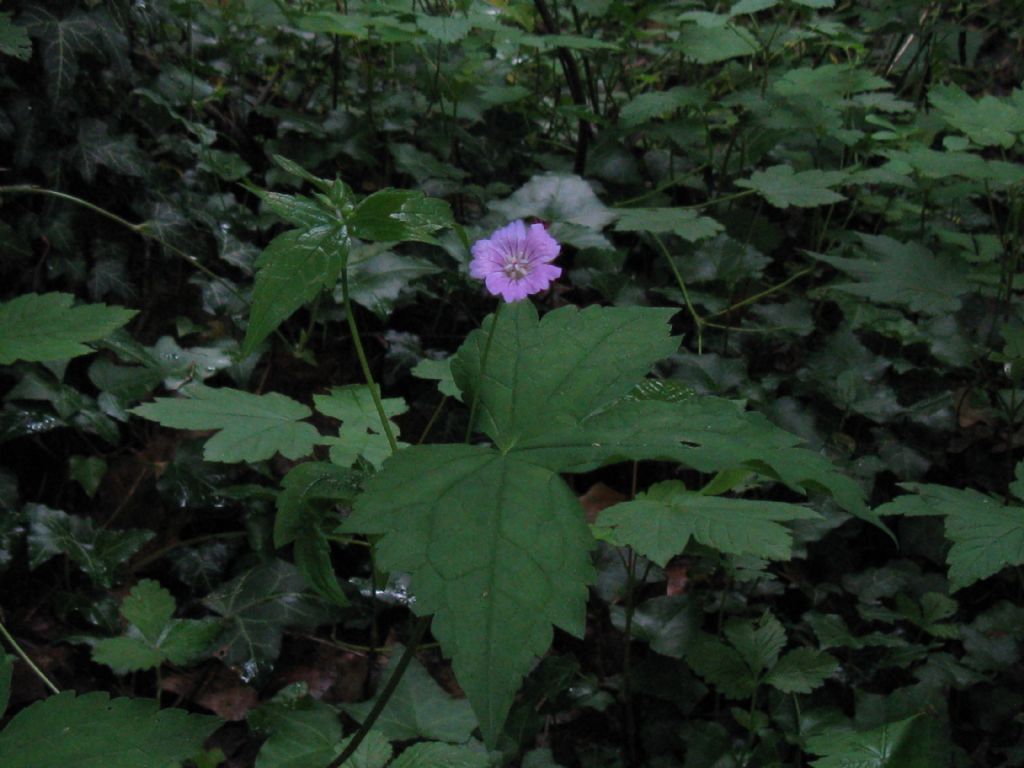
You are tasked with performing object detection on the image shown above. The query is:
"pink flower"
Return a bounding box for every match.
[469,220,562,302]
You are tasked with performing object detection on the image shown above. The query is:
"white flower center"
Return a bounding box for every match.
[502,252,529,281]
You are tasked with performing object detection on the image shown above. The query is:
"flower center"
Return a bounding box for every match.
[501,252,529,281]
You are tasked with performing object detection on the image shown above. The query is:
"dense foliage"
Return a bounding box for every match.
[1,0,1023,766]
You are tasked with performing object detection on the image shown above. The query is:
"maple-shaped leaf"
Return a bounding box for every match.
[346,643,478,743]
[92,580,221,674]
[929,82,1024,149]
[345,302,872,745]
[314,385,407,468]
[764,648,838,693]
[343,445,593,745]
[0,691,219,768]
[806,716,933,768]
[614,207,723,243]
[0,293,136,364]
[131,385,320,463]
[736,165,847,208]
[451,303,679,449]
[598,480,818,566]
[877,483,1024,591]
[809,233,969,316]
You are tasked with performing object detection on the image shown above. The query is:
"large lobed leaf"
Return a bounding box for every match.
[203,560,335,684]
[131,385,320,464]
[345,644,478,743]
[0,691,219,768]
[451,302,679,449]
[92,580,221,674]
[346,302,870,744]
[809,234,969,316]
[0,293,136,365]
[26,505,152,589]
[736,165,847,208]
[877,483,1024,590]
[343,445,594,745]
[599,480,819,567]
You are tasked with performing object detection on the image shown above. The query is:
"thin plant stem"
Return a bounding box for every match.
[130,531,248,573]
[703,267,814,320]
[341,265,399,454]
[0,618,60,695]
[0,185,241,302]
[464,302,504,443]
[325,615,431,768]
[418,395,449,445]
[622,547,638,767]
[651,234,704,354]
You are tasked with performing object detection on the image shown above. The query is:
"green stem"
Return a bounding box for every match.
[418,395,449,445]
[0,618,60,695]
[704,267,814,320]
[341,265,399,454]
[325,616,431,768]
[464,302,504,443]
[651,234,704,354]
[0,185,238,299]
[130,531,248,573]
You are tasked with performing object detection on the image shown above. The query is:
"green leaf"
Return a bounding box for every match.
[345,248,441,318]
[345,303,869,746]
[618,86,706,127]
[809,234,969,315]
[22,7,126,101]
[91,637,166,674]
[26,505,152,589]
[614,208,723,242]
[69,455,107,498]
[411,357,461,400]
[806,716,926,768]
[724,613,787,677]
[415,14,473,43]
[677,18,760,63]
[341,445,594,746]
[348,189,453,244]
[249,687,392,768]
[877,484,1024,590]
[684,633,757,699]
[92,580,221,674]
[203,560,334,684]
[490,175,616,246]
[274,462,360,547]
[0,691,220,768]
[271,155,333,193]
[765,648,838,693]
[929,83,1024,149]
[611,595,699,658]
[314,385,406,468]
[736,165,847,208]
[0,12,32,60]
[512,395,878,531]
[131,385,320,464]
[0,651,11,719]
[451,302,679,449]
[730,0,778,15]
[293,526,350,608]
[121,579,175,641]
[346,644,478,743]
[598,480,818,566]
[242,226,348,355]
[0,293,137,364]
[389,742,491,768]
